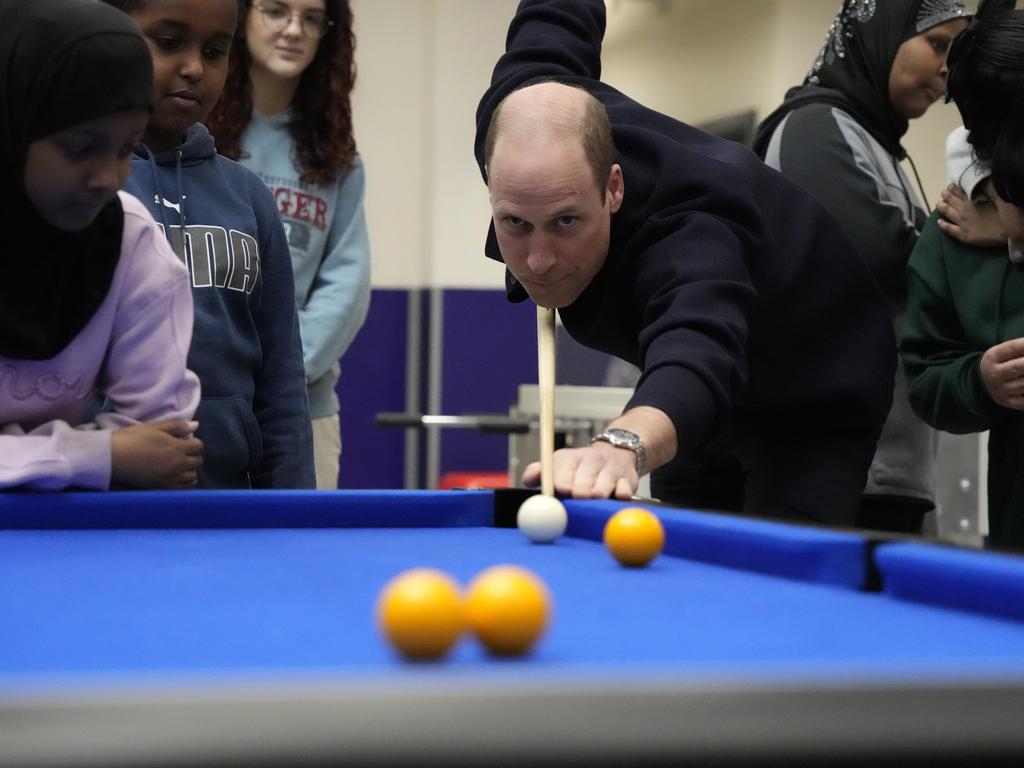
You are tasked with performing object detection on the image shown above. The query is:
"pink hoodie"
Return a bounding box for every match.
[0,192,200,489]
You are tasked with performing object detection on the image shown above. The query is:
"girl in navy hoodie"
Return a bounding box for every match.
[102,0,315,488]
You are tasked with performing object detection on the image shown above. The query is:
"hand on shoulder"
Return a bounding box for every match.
[936,184,1008,248]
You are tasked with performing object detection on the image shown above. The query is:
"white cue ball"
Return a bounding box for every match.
[517,494,568,543]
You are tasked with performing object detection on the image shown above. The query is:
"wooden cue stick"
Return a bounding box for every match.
[537,305,557,497]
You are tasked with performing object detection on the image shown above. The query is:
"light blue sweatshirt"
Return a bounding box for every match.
[238,109,371,419]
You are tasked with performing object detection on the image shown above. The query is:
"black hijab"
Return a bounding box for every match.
[0,0,154,360]
[753,0,969,161]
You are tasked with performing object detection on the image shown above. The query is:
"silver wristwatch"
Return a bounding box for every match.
[589,428,647,474]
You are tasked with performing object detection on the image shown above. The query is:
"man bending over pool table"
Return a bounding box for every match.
[474,0,896,525]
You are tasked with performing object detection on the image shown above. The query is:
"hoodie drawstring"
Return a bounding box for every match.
[139,143,171,234]
[996,259,1012,343]
[175,148,188,229]
[904,152,931,216]
[136,142,188,254]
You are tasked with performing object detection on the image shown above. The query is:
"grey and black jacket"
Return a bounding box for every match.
[757,103,936,506]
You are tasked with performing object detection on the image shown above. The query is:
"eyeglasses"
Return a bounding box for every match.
[253,1,334,39]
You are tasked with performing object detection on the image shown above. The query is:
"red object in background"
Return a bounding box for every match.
[438,471,510,490]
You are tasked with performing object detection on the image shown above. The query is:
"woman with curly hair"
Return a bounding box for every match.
[206,0,370,489]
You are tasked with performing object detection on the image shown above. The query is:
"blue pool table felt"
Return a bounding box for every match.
[3,491,1024,692]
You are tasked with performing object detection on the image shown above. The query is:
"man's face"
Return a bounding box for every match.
[488,136,622,309]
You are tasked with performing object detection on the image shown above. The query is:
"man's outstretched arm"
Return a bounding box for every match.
[521,405,677,500]
[475,0,607,173]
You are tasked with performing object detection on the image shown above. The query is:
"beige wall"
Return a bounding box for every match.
[602,0,966,203]
[350,0,515,289]
[351,0,970,289]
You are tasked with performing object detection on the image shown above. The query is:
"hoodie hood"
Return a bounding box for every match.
[945,125,990,199]
[751,84,904,159]
[133,123,218,235]
[137,122,217,166]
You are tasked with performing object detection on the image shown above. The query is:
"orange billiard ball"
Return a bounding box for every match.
[464,565,552,656]
[375,568,464,660]
[603,507,665,567]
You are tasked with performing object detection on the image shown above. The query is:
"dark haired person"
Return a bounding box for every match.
[101,0,315,489]
[474,0,896,526]
[206,0,369,489]
[0,0,202,490]
[901,0,1024,550]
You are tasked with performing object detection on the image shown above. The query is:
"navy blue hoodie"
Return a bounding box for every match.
[475,0,896,458]
[123,123,314,488]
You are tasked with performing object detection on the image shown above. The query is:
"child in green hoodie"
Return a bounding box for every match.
[900,3,1024,550]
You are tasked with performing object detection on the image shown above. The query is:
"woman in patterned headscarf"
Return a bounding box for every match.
[752,0,969,535]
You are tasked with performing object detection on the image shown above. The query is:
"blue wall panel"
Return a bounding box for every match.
[334,288,607,489]
[439,290,536,477]
[336,289,409,489]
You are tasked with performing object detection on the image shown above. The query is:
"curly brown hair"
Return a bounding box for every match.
[205,0,357,186]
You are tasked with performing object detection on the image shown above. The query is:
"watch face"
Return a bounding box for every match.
[606,428,639,446]
[596,428,646,474]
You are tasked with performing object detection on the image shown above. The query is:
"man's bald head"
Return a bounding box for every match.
[484,82,616,194]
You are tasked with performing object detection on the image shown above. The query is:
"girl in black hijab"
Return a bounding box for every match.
[752,0,968,535]
[1,0,153,359]
[0,0,202,490]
